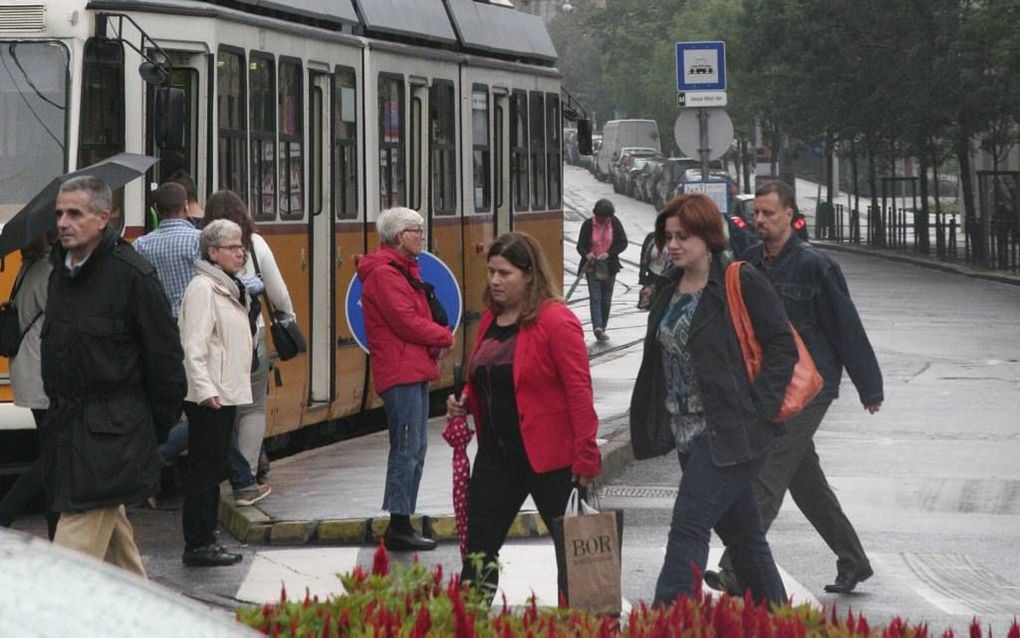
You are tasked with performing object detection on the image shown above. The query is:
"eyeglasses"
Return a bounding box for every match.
[402,227,425,237]
[215,244,246,253]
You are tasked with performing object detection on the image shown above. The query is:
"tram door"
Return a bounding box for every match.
[308,72,333,404]
[493,92,511,235]
[409,81,430,243]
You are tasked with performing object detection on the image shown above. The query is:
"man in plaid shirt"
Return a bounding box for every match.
[134,182,201,318]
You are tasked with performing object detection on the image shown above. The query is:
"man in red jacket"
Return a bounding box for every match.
[357,207,453,551]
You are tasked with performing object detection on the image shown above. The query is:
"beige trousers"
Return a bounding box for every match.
[53,504,146,578]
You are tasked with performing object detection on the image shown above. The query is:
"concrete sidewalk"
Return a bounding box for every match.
[219,403,636,547]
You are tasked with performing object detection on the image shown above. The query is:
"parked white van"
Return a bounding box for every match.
[594,119,661,181]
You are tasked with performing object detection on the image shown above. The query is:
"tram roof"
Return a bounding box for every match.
[86,0,557,65]
[447,0,556,63]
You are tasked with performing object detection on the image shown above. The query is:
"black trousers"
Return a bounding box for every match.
[460,443,575,602]
[0,409,59,539]
[182,402,235,550]
[720,400,869,576]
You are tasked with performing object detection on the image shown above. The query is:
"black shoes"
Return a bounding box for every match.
[384,527,437,552]
[824,565,874,594]
[704,568,743,596]
[183,543,243,567]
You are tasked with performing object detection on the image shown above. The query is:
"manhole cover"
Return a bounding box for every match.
[599,485,679,499]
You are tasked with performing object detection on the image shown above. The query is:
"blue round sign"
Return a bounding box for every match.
[345,250,463,354]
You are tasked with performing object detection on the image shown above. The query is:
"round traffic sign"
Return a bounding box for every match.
[673,107,733,162]
[345,250,463,354]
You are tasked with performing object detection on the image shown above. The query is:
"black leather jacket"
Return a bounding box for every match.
[630,253,797,466]
[741,236,883,406]
[41,228,186,512]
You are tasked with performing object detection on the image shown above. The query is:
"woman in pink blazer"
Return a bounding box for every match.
[447,231,601,603]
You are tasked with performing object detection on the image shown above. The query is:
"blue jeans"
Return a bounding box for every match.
[585,272,616,331]
[654,435,786,608]
[159,417,189,465]
[380,382,430,515]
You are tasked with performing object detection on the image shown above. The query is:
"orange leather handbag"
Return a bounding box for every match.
[725,262,823,422]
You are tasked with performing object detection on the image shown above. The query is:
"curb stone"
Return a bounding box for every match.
[219,428,635,547]
[815,240,1020,287]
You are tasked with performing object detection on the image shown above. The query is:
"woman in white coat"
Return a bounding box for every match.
[0,232,59,538]
[177,219,253,567]
[203,190,295,505]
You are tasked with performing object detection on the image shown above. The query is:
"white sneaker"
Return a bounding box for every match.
[233,484,271,506]
[595,329,609,342]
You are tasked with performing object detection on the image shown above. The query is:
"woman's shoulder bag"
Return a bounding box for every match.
[725,261,822,422]
[251,248,306,361]
[0,261,43,358]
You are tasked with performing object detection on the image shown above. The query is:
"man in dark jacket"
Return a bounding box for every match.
[706,180,883,595]
[42,175,186,577]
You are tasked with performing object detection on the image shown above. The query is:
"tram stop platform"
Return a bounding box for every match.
[218,410,635,547]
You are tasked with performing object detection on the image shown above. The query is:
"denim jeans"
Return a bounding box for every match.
[585,273,616,331]
[228,430,258,491]
[719,399,869,577]
[159,417,189,465]
[380,382,430,515]
[654,434,786,608]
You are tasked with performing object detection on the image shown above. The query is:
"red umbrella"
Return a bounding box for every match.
[442,413,474,560]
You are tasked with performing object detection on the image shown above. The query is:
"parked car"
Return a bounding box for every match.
[611,147,658,193]
[655,158,701,209]
[624,155,662,199]
[596,119,660,181]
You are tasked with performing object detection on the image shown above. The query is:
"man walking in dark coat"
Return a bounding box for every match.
[41,175,186,577]
[706,180,883,595]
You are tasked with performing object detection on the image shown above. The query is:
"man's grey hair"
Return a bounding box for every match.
[200,219,242,261]
[59,175,112,214]
[376,207,424,245]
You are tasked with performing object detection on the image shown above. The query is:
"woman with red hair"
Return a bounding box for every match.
[629,193,796,608]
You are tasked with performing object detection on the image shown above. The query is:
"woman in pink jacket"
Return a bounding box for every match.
[447,231,601,603]
[357,207,453,552]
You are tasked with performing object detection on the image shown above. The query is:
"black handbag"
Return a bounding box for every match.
[391,262,449,327]
[0,261,43,358]
[251,248,306,361]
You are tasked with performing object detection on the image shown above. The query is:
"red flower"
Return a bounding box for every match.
[372,538,390,576]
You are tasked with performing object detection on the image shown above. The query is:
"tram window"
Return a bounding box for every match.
[431,80,456,216]
[510,90,529,212]
[278,59,304,218]
[153,69,197,184]
[334,66,358,219]
[494,104,504,211]
[546,93,561,209]
[310,85,323,216]
[378,75,404,210]
[409,96,421,211]
[80,39,125,232]
[217,48,247,198]
[0,41,68,224]
[529,91,546,211]
[471,85,490,213]
[249,53,276,220]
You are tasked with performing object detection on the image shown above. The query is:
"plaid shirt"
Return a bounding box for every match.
[133,219,201,318]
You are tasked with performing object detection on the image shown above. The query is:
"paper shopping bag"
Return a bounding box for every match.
[553,504,624,615]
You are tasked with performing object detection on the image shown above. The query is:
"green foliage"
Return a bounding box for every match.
[549,0,1020,164]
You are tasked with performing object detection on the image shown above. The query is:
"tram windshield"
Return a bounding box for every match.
[0,41,69,223]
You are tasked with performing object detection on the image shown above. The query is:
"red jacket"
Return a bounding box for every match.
[357,245,453,394]
[464,301,601,477]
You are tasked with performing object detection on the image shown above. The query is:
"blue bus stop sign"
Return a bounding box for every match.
[345,250,463,354]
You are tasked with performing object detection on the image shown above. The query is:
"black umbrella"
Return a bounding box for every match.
[0,153,157,258]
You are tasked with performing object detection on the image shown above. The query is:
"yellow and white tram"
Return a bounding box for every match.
[0,0,576,457]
